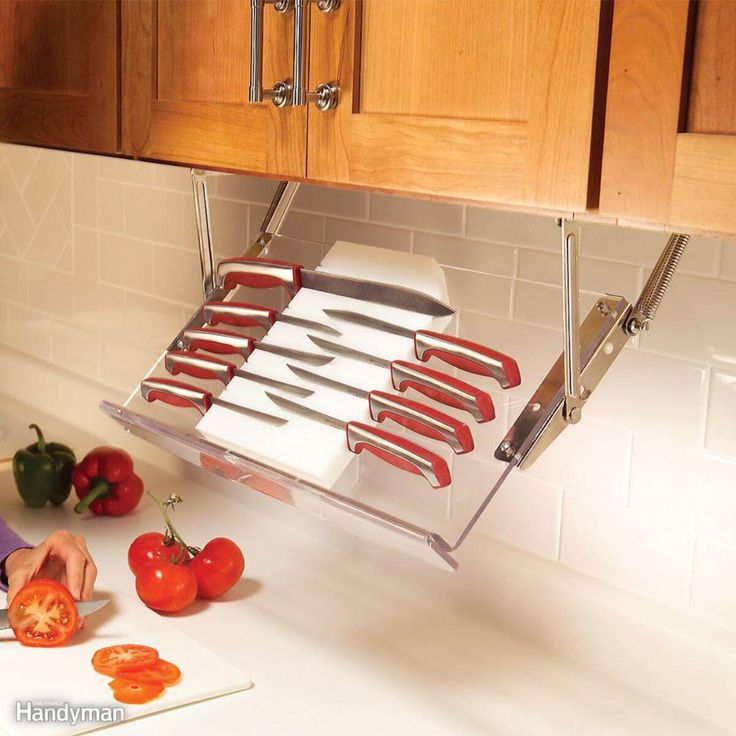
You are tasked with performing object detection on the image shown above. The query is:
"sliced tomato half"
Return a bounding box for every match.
[8,579,79,648]
[108,678,164,705]
[92,644,159,675]
[119,659,182,685]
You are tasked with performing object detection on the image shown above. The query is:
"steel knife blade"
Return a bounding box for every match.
[0,598,109,630]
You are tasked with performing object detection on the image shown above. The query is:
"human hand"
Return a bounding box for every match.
[5,531,98,622]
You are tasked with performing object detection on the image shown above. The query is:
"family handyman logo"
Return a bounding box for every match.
[15,700,125,726]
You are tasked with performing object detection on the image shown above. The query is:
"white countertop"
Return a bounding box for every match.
[0,400,728,736]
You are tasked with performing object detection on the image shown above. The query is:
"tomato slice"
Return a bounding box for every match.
[119,659,182,685]
[8,579,79,648]
[108,678,164,705]
[92,644,159,675]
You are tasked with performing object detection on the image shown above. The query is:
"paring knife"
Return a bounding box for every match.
[217,257,455,318]
[165,350,314,397]
[181,327,333,367]
[141,377,288,425]
[286,364,474,454]
[203,301,341,337]
[265,393,451,489]
[323,309,521,388]
[307,336,495,423]
[0,598,109,629]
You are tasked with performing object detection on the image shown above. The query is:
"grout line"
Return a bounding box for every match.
[623,431,635,508]
[687,535,698,611]
[556,490,565,562]
[699,367,713,450]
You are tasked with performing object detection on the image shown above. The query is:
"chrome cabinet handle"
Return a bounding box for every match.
[291,0,340,110]
[249,0,293,107]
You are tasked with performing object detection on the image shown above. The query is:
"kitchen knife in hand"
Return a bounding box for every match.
[323,309,521,388]
[0,598,109,630]
[307,336,495,423]
[216,257,454,317]
[265,393,451,489]
[286,364,474,454]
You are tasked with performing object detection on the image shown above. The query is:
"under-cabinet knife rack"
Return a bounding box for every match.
[100,171,690,570]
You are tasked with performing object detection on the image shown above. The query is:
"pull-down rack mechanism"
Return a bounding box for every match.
[101,174,689,570]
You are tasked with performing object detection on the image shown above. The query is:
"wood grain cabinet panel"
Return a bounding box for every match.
[122,0,306,176]
[0,0,118,153]
[601,0,736,234]
[306,0,605,212]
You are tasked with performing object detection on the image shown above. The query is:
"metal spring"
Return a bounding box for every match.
[635,233,690,321]
[258,180,289,233]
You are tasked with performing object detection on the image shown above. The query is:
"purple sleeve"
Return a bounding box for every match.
[0,520,33,592]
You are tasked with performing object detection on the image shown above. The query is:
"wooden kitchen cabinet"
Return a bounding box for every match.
[306,0,608,212]
[122,0,306,177]
[0,0,118,153]
[600,0,736,234]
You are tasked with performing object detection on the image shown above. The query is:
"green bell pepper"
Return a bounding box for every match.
[12,424,76,508]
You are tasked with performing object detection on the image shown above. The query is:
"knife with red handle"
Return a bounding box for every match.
[286,364,474,454]
[265,392,451,489]
[323,309,521,388]
[216,257,454,317]
[181,327,333,367]
[203,301,340,336]
[140,377,287,426]
[164,350,313,397]
[307,336,495,423]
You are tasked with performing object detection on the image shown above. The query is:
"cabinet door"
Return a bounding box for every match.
[122,0,306,176]
[307,0,604,211]
[601,0,736,234]
[0,0,117,153]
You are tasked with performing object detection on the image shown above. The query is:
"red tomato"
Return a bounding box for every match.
[119,659,182,685]
[128,532,190,575]
[8,579,79,648]
[188,537,245,600]
[135,561,198,613]
[92,644,159,675]
[108,678,164,705]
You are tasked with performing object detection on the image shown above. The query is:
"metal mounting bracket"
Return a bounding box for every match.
[191,169,217,300]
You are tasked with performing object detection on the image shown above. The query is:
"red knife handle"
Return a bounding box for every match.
[390,361,495,423]
[181,328,255,359]
[202,301,276,330]
[217,258,302,296]
[414,331,521,388]
[140,377,212,415]
[345,421,451,489]
[367,391,474,455]
[165,350,236,384]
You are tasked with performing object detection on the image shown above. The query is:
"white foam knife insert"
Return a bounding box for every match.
[195,242,452,488]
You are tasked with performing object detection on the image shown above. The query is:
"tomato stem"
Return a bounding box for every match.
[146,491,199,559]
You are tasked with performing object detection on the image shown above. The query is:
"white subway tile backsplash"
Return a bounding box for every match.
[324,217,412,251]
[560,494,694,610]
[413,232,515,276]
[4,144,736,633]
[370,193,463,234]
[705,370,736,460]
[691,537,736,629]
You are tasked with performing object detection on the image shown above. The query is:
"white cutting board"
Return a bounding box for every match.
[195,242,452,487]
[0,585,252,736]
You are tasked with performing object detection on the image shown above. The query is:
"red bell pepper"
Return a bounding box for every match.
[72,447,144,516]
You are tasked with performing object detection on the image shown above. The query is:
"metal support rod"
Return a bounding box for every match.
[191,169,217,300]
[560,220,583,424]
[627,233,690,334]
[246,180,300,256]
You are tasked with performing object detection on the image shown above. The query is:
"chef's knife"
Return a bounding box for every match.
[286,364,474,454]
[265,393,451,489]
[217,257,455,317]
[323,309,521,388]
[181,327,333,366]
[307,336,495,423]
[164,350,313,397]
[0,598,109,630]
[203,301,341,336]
[141,377,288,425]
